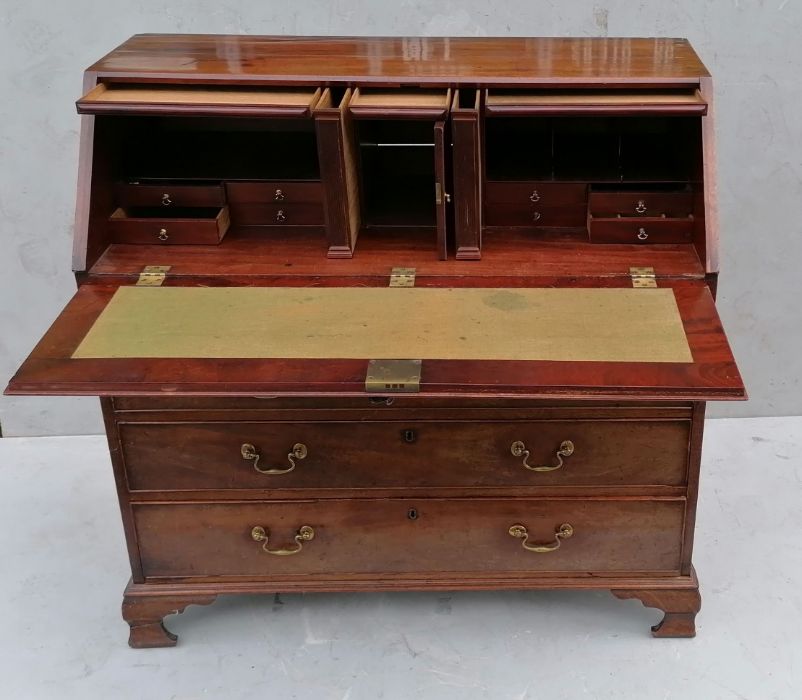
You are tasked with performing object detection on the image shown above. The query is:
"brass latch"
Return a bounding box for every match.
[630,266,657,288]
[365,359,422,393]
[136,265,171,286]
[435,182,451,205]
[389,267,416,287]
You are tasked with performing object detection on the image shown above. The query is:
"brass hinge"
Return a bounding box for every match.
[389,267,416,287]
[630,266,657,288]
[136,265,171,287]
[365,359,422,393]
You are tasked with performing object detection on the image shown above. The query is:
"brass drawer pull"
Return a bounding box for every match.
[276,209,286,223]
[157,228,169,241]
[274,188,285,201]
[241,442,308,475]
[509,522,573,553]
[637,228,649,241]
[635,199,647,214]
[529,189,540,203]
[161,193,172,206]
[510,439,574,472]
[251,525,314,556]
[532,211,542,222]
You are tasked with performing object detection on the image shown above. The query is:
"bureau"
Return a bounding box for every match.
[6,35,745,647]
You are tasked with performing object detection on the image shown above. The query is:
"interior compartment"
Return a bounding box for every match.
[108,206,230,245]
[357,120,437,228]
[111,116,321,182]
[485,116,702,183]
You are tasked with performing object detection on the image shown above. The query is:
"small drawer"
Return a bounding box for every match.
[485,182,587,206]
[108,206,230,245]
[589,215,694,244]
[589,190,694,217]
[485,203,587,227]
[225,181,323,204]
[133,498,685,579]
[119,419,690,492]
[115,182,226,209]
[229,201,325,227]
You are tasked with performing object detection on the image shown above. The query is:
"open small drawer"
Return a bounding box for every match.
[77,83,322,117]
[108,206,230,245]
[349,87,451,119]
[484,89,707,116]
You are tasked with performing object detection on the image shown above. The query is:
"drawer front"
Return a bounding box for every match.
[225,181,324,204]
[134,498,685,578]
[116,183,226,209]
[485,182,587,206]
[120,420,690,491]
[108,206,230,245]
[589,191,694,217]
[229,201,325,226]
[589,216,694,244]
[485,203,587,227]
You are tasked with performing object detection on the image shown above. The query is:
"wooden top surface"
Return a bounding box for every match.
[87,35,709,85]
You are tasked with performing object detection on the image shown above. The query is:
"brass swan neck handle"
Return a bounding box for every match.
[251,525,314,556]
[509,523,574,553]
[511,440,574,472]
[241,442,308,475]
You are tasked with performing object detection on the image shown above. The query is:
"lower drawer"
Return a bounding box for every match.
[133,498,685,579]
[485,203,587,227]
[108,206,230,244]
[118,419,691,491]
[589,215,694,244]
[229,201,325,226]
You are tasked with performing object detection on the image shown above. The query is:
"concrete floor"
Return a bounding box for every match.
[0,416,800,700]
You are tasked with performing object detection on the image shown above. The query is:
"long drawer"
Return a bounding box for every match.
[133,498,685,579]
[485,203,587,227]
[119,419,691,491]
[485,182,587,206]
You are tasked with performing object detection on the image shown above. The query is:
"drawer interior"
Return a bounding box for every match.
[349,87,451,119]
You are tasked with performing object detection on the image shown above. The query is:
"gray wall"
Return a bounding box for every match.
[1,1,798,436]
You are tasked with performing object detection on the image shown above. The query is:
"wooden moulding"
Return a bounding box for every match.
[314,87,361,257]
[349,87,452,119]
[484,88,707,116]
[451,89,482,260]
[77,82,323,117]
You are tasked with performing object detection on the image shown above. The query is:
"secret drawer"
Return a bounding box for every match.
[225,181,324,204]
[589,215,694,244]
[119,420,691,491]
[108,206,230,244]
[115,182,226,209]
[485,204,587,227]
[133,498,685,579]
[589,190,694,217]
[228,201,325,226]
[485,182,587,206]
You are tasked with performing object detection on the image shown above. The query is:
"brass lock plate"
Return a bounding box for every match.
[365,359,422,393]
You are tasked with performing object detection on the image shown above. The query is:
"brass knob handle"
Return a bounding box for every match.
[274,189,285,201]
[241,442,308,475]
[511,440,574,472]
[276,209,286,223]
[635,199,647,214]
[444,192,452,203]
[529,190,540,203]
[157,228,169,241]
[532,211,542,222]
[637,228,649,241]
[509,523,573,553]
[161,193,172,206]
[251,525,314,556]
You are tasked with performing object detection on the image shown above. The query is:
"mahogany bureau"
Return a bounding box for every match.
[6,35,745,647]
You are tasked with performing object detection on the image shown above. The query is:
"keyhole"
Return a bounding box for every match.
[407,507,419,520]
[403,429,417,444]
